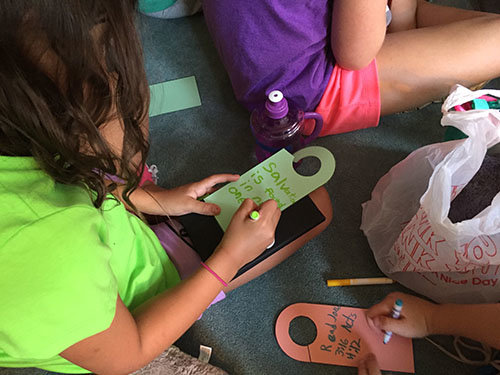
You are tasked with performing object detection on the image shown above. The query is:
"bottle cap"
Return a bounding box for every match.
[265,89,289,119]
[268,90,284,103]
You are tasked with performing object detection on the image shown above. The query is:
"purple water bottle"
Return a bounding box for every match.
[250,90,323,162]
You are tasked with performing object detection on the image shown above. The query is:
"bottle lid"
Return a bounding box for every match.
[265,89,288,119]
[268,90,284,103]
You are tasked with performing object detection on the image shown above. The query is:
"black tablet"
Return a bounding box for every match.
[178,195,325,279]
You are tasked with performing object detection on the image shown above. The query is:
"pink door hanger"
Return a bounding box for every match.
[275,303,414,373]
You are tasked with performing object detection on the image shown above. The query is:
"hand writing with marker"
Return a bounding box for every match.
[364,292,500,354]
[216,198,280,270]
[366,292,437,339]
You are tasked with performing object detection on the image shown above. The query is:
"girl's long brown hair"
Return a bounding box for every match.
[0,0,150,208]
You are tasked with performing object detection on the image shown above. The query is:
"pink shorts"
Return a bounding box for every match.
[304,59,381,136]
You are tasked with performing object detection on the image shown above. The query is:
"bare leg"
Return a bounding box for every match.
[378,1,500,115]
[225,186,333,291]
[389,0,487,31]
[416,0,487,26]
[387,0,419,31]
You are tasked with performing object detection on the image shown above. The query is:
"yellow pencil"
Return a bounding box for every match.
[327,277,395,287]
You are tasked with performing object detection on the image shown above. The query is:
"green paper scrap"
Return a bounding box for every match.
[149,76,201,117]
[205,146,336,231]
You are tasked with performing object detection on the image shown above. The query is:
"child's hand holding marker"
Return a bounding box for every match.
[366,292,500,354]
[366,292,437,339]
[249,210,275,249]
[216,199,280,269]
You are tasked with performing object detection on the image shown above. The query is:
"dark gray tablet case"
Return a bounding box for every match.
[179,195,325,279]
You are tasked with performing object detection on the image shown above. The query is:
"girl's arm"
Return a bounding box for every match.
[367,292,500,349]
[61,198,280,374]
[331,0,388,70]
[432,302,500,349]
[113,174,241,216]
[100,111,239,217]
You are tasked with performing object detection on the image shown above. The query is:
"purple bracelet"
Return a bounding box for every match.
[200,262,228,287]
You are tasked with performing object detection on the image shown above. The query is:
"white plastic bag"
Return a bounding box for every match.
[360,85,500,303]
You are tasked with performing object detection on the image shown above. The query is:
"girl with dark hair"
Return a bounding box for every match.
[0,1,332,373]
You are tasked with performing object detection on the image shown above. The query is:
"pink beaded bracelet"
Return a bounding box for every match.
[200,262,228,287]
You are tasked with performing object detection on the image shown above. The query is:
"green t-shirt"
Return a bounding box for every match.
[0,156,181,373]
[139,0,177,13]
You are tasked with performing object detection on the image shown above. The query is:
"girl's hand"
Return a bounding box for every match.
[366,292,437,338]
[141,174,240,216]
[215,198,281,269]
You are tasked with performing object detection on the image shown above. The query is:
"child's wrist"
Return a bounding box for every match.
[427,303,446,336]
[133,185,170,215]
[200,261,228,287]
[213,243,247,269]
[206,247,241,281]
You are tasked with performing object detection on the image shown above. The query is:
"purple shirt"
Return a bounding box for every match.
[203,0,334,112]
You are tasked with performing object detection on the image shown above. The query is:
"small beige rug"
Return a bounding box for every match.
[131,346,228,375]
